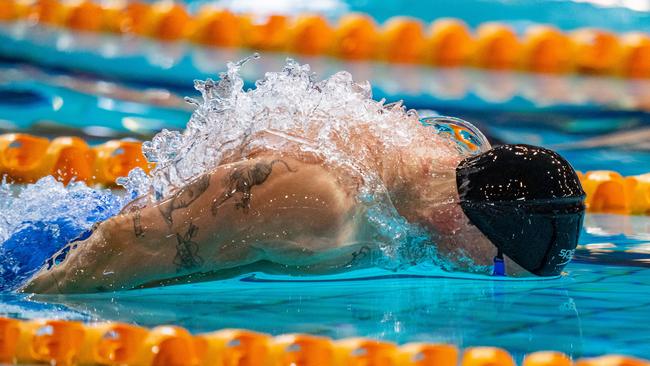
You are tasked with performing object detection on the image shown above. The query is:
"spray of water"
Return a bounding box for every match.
[116,57,475,268]
[119,56,464,199]
[0,57,487,287]
[0,177,126,289]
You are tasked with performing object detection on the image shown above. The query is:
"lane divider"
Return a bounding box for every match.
[0,317,647,366]
[0,133,149,185]
[0,133,649,215]
[3,0,650,78]
[577,171,650,215]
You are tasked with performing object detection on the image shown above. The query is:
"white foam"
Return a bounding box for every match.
[0,176,126,244]
[120,56,462,202]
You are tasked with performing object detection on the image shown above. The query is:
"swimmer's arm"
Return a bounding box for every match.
[21,156,368,293]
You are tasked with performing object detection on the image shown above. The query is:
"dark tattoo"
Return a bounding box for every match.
[344,246,371,268]
[133,210,145,238]
[173,223,204,271]
[158,174,210,227]
[211,159,296,215]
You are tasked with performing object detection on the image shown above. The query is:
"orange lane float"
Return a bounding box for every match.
[242,14,288,51]
[576,355,650,366]
[0,134,94,184]
[191,6,242,47]
[65,0,104,32]
[571,28,622,74]
[27,0,67,26]
[618,32,650,78]
[270,333,335,366]
[0,134,149,185]
[400,343,459,366]
[473,22,521,70]
[0,0,19,21]
[380,17,427,64]
[523,351,573,366]
[287,14,334,56]
[136,326,204,366]
[521,25,574,73]
[578,171,650,215]
[335,337,401,366]
[148,1,192,42]
[0,317,647,366]
[117,0,153,36]
[0,318,20,364]
[461,347,516,366]
[77,322,149,365]
[15,319,85,366]
[92,139,149,186]
[99,0,127,33]
[196,329,271,366]
[426,18,474,67]
[334,13,379,60]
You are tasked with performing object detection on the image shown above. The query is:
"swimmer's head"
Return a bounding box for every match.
[455,144,585,277]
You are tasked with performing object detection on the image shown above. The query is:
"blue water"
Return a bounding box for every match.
[0,1,649,361]
[0,214,647,360]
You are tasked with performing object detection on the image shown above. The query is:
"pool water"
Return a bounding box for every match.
[0,213,647,360]
[0,0,650,361]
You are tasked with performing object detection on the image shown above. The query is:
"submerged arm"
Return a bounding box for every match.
[21,155,371,293]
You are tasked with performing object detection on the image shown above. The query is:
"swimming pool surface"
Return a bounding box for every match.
[1,214,648,360]
[0,0,649,362]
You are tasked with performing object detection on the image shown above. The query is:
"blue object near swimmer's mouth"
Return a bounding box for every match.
[492,253,506,276]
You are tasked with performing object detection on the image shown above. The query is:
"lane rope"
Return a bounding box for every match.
[2,0,650,78]
[0,317,646,366]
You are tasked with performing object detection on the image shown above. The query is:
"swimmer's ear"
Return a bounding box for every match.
[456,144,586,276]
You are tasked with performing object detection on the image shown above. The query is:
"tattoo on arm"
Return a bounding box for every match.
[173,222,204,271]
[344,246,371,268]
[133,210,145,238]
[158,174,210,227]
[212,159,296,215]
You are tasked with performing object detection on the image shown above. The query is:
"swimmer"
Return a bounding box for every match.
[18,62,586,294]
[21,142,585,293]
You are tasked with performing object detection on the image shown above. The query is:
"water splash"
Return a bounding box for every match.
[121,57,463,201]
[119,57,472,269]
[0,57,484,288]
[0,177,126,289]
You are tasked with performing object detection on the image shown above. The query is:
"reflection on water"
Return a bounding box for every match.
[0,64,191,136]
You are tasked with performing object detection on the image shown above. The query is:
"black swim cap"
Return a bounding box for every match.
[456,144,586,276]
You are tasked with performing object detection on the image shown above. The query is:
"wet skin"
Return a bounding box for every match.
[22,143,527,294]
[22,154,378,293]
